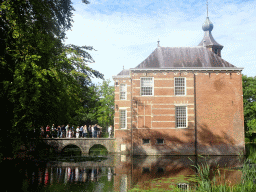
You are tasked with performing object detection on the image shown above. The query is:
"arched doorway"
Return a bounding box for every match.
[89,144,108,156]
[61,144,81,156]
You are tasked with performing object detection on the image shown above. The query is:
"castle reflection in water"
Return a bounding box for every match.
[30,155,243,191]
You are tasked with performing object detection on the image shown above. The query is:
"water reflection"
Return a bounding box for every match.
[3,155,244,191]
[130,156,243,190]
[36,166,114,189]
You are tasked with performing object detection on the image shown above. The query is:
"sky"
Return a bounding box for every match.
[65,0,256,84]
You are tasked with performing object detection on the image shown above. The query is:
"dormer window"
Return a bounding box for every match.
[214,49,218,55]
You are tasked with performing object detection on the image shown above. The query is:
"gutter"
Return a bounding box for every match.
[112,75,130,79]
[130,67,244,71]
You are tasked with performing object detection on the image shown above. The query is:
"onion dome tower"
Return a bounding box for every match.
[198,1,223,57]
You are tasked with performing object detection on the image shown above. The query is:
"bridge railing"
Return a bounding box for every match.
[41,130,114,139]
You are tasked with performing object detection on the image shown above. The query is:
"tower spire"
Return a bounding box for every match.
[207,0,208,17]
[198,0,223,57]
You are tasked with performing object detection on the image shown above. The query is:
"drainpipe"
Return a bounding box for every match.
[131,77,134,188]
[194,73,197,156]
[131,77,133,156]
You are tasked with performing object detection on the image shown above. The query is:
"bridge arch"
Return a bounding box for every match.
[42,138,116,155]
[89,144,108,156]
[61,144,82,156]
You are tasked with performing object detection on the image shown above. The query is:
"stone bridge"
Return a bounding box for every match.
[42,138,116,155]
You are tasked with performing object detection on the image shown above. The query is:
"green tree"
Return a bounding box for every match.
[242,75,256,137]
[73,85,101,126]
[0,0,103,159]
[96,80,115,133]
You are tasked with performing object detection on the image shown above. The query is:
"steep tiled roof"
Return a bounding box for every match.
[198,31,223,47]
[117,69,129,76]
[134,47,235,69]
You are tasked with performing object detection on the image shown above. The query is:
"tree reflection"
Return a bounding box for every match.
[1,154,245,191]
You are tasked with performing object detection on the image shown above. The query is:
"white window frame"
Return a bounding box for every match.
[120,84,127,100]
[119,108,127,129]
[177,183,189,190]
[140,77,154,96]
[121,144,126,151]
[174,77,186,96]
[175,105,187,128]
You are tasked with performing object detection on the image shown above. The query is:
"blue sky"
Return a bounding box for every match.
[65,0,256,84]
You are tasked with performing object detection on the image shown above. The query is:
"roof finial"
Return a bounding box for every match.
[123,65,124,70]
[207,0,208,17]
[157,39,160,47]
[202,1,213,32]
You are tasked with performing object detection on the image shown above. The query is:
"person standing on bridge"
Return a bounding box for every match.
[51,124,56,138]
[108,125,112,138]
[76,126,80,138]
[93,124,98,138]
[57,125,61,138]
[68,128,72,138]
[46,125,50,138]
[65,124,70,138]
[61,125,65,138]
[71,125,74,138]
[91,125,94,138]
[83,125,88,138]
[97,125,102,138]
[88,125,91,137]
[40,126,44,138]
[79,125,83,138]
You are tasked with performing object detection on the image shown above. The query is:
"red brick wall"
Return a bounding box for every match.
[113,71,245,155]
[130,72,195,155]
[195,72,245,155]
[114,77,132,153]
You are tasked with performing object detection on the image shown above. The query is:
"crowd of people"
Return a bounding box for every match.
[40,124,113,139]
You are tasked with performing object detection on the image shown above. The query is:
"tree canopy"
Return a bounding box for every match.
[0,0,104,159]
[72,79,114,133]
[96,80,115,131]
[242,75,256,136]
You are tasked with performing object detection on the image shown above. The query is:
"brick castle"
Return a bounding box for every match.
[112,16,245,155]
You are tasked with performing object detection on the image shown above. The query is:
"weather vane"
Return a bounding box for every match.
[157,39,160,47]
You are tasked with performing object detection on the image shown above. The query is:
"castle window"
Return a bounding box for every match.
[119,109,127,129]
[142,167,150,173]
[120,84,127,100]
[214,49,218,54]
[156,139,164,144]
[174,77,186,96]
[142,139,150,144]
[177,183,189,190]
[175,106,187,128]
[141,77,153,96]
[157,167,164,173]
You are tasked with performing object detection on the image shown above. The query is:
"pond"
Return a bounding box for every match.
[2,144,256,192]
